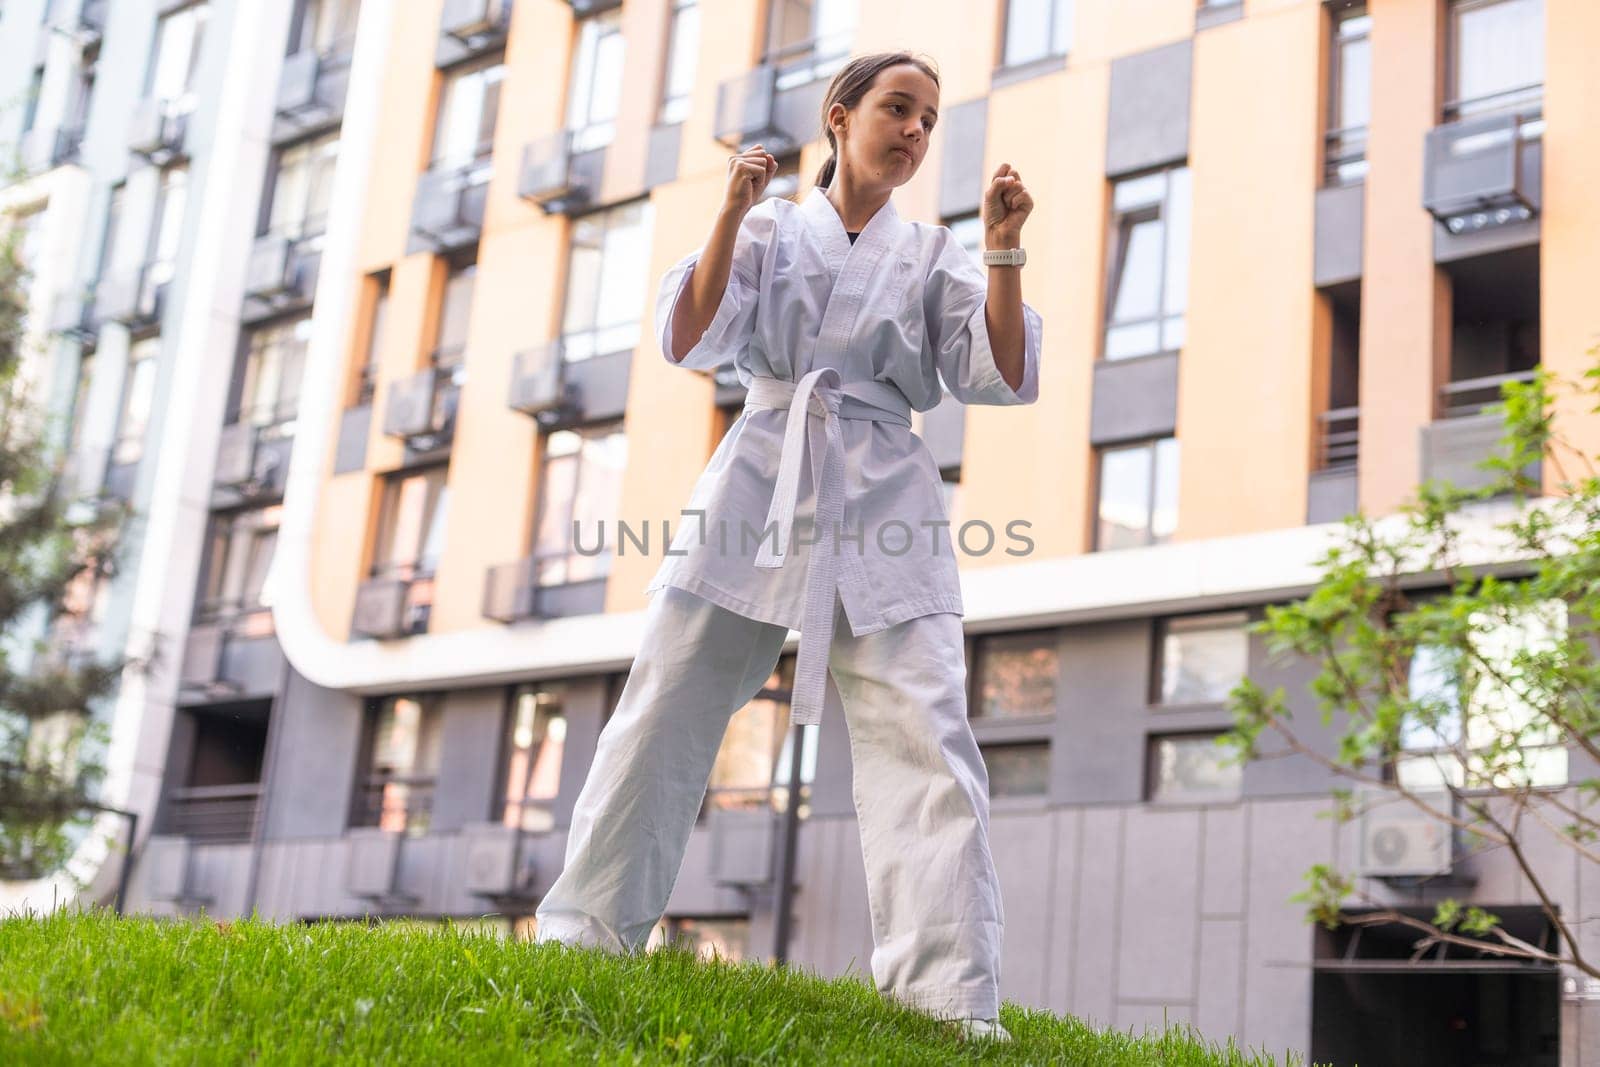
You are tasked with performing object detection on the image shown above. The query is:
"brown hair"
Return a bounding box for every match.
[813,51,941,188]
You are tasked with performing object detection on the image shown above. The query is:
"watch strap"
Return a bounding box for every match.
[981,247,1026,267]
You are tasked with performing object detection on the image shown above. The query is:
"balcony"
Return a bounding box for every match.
[91,263,166,331]
[49,287,96,344]
[483,556,606,623]
[242,230,323,321]
[1307,406,1360,524]
[352,776,436,836]
[212,420,291,500]
[518,130,597,217]
[1423,110,1540,236]
[127,97,191,166]
[714,64,803,154]
[409,157,492,251]
[48,0,106,48]
[436,0,513,66]
[161,784,262,844]
[1420,371,1541,495]
[178,620,229,693]
[273,46,351,138]
[382,365,461,451]
[507,344,578,426]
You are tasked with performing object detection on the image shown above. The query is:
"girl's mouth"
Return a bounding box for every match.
[892,147,915,163]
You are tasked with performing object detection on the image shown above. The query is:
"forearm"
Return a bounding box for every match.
[983,236,1026,392]
[668,207,746,362]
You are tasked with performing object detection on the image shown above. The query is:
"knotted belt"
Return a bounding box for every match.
[742,369,913,727]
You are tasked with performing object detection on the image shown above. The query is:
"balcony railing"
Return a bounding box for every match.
[439,0,513,48]
[49,287,96,343]
[243,229,323,314]
[1316,405,1360,469]
[382,365,461,449]
[352,776,436,836]
[483,555,608,623]
[507,343,578,425]
[1439,369,1538,419]
[48,0,106,45]
[127,97,190,165]
[91,263,166,329]
[518,130,592,216]
[213,420,290,495]
[162,783,262,843]
[351,573,418,639]
[410,156,492,249]
[714,64,799,153]
[275,45,352,129]
[1322,124,1368,187]
[1423,109,1539,232]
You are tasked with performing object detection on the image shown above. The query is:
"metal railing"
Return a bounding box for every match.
[163,783,262,843]
[1317,405,1360,469]
[1439,369,1538,419]
[352,776,436,835]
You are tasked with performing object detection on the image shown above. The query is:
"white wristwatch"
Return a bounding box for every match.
[981,247,1026,267]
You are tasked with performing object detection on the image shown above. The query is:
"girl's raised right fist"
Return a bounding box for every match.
[724,144,779,216]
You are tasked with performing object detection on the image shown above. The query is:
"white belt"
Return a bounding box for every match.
[743,369,912,727]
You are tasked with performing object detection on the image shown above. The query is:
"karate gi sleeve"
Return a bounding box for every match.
[655,199,777,373]
[923,225,1042,406]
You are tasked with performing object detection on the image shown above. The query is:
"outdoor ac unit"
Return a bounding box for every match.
[707,808,778,887]
[383,370,437,439]
[351,577,410,639]
[346,827,402,898]
[143,834,193,902]
[1357,809,1454,878]
[461,822,526,897]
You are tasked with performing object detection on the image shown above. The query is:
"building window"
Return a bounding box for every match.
[352,695,443,835]
[947,211,984,266]
[567,8,625,153]
[234,316,310,428]
[1000,0,1072,69]
[658,0,700,126]
[197,506,280,634]
[95,182,127,284]
[352,271,389,407]
[1153,610,1250,707]
[499,684,567,832]
[263,130,339,241]
[431,55,504,170]
[764,0,856,91]
[21,66,44,134]
[647,916,750,962]
[530,422,628,587]
[372,464,451,632]
[1095,436,1179,550]
[972,630,1059,719]
[981,742,1050,798]
[1103,166,1191,362]
[1325,5,1370,186]
[1445,0,1544,124]
[144,1,211,112]
[290,0,361,57]
[703,659,811,819]
[112,336,161,466]
[145,164,189,297]
[1147,732,1241,803]
[1399,598,1568,791]
[560,199,653,363]
[433,258,476,370]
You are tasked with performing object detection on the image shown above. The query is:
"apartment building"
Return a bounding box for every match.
[3,1,1598,1063]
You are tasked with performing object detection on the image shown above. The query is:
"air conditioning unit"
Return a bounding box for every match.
[1357,801,1454,878]
[346,827,402,898]
[461,822,528,897]
[351,577,410,639]
[707,807,778,887]
[382,370,438,439]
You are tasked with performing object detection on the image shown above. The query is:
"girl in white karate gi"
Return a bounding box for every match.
[535,51,1042,1042]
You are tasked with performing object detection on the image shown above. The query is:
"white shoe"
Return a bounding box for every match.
[956,1016,1012,1043]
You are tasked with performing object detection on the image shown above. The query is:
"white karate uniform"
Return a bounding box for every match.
[534,185,1043,1021]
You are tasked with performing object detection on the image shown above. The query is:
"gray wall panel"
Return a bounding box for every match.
[263,670,364,839]
[1055,619,1151,805]
[1106,41,1193,178]
[1069,807,1124,1027]
[1313,182,1365,288]
[991,810,1056,1006]
[1089,352,1181,446]
[1116,808,1201,1005]
[431,689,507,833]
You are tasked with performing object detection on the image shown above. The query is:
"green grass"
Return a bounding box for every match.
[0,908,1315,1065]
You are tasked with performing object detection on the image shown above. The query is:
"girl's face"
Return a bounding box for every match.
[831,64,940,191]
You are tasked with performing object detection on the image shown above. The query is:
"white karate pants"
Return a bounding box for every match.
[534,584,1005,1020]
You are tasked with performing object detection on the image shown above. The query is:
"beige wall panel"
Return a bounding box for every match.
[1541,0,1600,491]
[1178,6,1320,539]
[1078,0,1194,65]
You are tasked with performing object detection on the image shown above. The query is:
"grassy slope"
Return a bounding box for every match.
[0,909,1315,1065]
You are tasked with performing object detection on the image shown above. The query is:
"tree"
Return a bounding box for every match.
[0,208,135,883]
[1225,350,1600,976]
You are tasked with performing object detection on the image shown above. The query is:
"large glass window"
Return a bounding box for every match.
[431,56,504,170]
[1001,0,1072,69]
[197,506,281,634]
[1446,0,1544,122]
[560,199,653,363]
[658,0,700,126]
[1325,6,1370,185]
[765,0,855,90]
[1103,166,1191,362]
[982,742,1051,798]
[433,260,476,368]
[264,131,339,240]
[234,316,310,428]
[567,8,625,153]
[1399,598,1568,790]
[290,0,361,56]
[353,696,443,835]
[1147,732,1242,803]
[373,465,451,581]
[1095,436,1179,550]
[1154,611,1250,707]
[499,684,567,832]
[972,630,1059,719]
[530,422,628,587]
[112,336,161,465]
[145,2,210,112]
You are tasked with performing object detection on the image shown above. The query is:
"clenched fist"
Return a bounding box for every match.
[723,143,780,217]
[982,162,1034,249]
